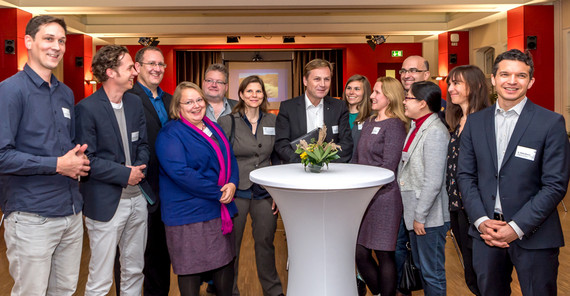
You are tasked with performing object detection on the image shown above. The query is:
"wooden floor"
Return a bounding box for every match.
[1,200,570,295]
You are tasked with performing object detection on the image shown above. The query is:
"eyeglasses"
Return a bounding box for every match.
[399,68,427,75]
[180,98,204,106]
[403,96,420,102]
[204,79,227,86]
[140,62,167,69]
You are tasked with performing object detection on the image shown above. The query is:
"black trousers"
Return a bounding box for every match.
[450,209,480,296]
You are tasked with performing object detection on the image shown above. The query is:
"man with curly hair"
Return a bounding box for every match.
[75,45,154,296]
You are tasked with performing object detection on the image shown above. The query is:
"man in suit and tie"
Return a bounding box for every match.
[75,45,154,296]
[275,58,353,163]
[458,49,570,295]
[127,46,172,296]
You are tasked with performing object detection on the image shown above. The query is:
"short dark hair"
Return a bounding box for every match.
[205,64,229,83]
[134,46,163,63]
[92,45,129,83]
[492,49,534,79]
[232,75,269,115]
[25,15,67,39]
[411,81,441,114]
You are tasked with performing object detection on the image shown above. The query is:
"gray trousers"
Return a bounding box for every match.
[233,197,283,296]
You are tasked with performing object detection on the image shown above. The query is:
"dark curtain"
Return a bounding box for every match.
[176,49,343,98]
[292,49,343,98]
[176,51,222,85]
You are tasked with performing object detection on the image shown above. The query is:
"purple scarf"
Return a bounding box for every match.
[180,114,233,235]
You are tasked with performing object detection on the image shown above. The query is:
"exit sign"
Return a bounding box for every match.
[391,50,403,57]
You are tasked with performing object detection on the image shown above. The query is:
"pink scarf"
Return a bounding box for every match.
[180,114,233,235]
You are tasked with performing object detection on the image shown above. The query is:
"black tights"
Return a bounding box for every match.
[177,259,234,296]
[355,245,397,296]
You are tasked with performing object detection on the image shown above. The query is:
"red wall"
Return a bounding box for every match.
[64,34,93,103]
[507,5,554,110]
[0,8,31,81]
[111,43,422,95]
[438,31,470,99]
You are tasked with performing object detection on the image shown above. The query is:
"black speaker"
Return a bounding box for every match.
[75,57,84,67]
[527,36,537,50]
[449,53,457,64]
[5,39,15,54]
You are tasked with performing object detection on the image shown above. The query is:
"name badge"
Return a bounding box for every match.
[131,131,139,142]
[332,125,339,134]
[62,107,71,119]
[203,127,213,137]
[515,145,536,161]
[372,127,381,134]
[263,127,275,136]
[358,123,363,130]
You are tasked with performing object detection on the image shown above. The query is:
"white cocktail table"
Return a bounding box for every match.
[250,163,394,296]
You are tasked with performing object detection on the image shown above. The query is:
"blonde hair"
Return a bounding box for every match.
[169,81,208,120]
[373,77,410,130]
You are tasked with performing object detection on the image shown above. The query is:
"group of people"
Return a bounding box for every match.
[0,14,569,296]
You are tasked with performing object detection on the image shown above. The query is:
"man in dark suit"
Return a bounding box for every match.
[275,58,353,163]
[124,46,172,296]
[458,49,570,296]
[75,45,154,296]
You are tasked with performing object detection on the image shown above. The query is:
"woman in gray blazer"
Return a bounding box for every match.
[218,76,284,296]
[398,81,450,296]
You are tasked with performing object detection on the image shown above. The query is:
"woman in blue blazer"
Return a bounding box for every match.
[156,82,238,296]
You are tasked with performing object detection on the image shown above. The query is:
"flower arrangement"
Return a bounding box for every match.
[295,125,342,172]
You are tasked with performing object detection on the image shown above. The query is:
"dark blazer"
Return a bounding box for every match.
[458,100,570,249]
[127,82,172,212]
[274,95,353,163]
[75,87,153,222]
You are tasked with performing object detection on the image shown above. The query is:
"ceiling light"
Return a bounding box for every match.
[138,37,159,47]
[366,35,387,50]
[227,36,240,43]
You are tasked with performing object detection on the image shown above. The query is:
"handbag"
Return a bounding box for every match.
[398,242,423,292]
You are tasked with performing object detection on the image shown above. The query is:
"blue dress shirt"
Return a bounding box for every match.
[138,82,168,126]
[0,64,82,217]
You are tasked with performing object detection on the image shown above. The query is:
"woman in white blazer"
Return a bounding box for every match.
[397,81,450,296]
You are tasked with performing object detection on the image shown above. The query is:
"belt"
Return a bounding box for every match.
[493,212,505,221]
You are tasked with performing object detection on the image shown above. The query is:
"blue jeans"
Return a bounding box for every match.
[409,222,450,296]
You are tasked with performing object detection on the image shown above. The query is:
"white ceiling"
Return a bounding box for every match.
[0,0,554,45]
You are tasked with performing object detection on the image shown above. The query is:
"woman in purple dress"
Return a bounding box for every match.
[352,76,409,296]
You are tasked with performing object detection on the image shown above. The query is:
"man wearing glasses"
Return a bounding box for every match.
[125,46,173,296]
[202,63,238,122]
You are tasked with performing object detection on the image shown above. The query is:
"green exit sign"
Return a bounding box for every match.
[391,50,403,57]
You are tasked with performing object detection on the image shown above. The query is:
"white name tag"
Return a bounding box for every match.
[401,151,410,162]
[358,123,363,130]
[263,127,275,136]
[515,145,536,161]
[332,125,339,134]
[62,107,71,119]
[372,127,381,134]
[131,131,139,142]
[203,127,213,137]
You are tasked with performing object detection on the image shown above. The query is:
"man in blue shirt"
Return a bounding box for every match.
[0,15,90,295]
[126,46,173,296]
